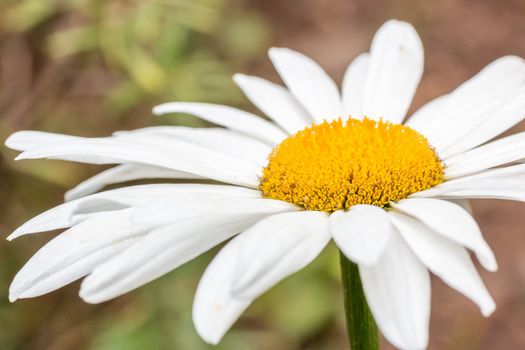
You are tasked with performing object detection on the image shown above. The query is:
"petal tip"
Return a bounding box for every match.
[151,105,165,116]
[268,47,290,60]
[485,260,498,273]
[481,301,496,317]
[6,230,22,241]
[232,73,246,82]
[78,288,99,304]
[4,133,19,149]
[14,153,26,161]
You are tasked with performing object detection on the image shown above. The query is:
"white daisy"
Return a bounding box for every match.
[6,19,525,349]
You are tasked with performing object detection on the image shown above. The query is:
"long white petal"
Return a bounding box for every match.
[330,205,394,266]
[80,197,297,303]
[389,212,496,317]
[407,56,525,155]
[268,47,341,123]
[414,163,525,199]
[9,209,141,301]
[9,184,260,239]
[79,216,258,303]
[152,102,286,145]
[407,56,524,133]
[5,131,81,151]
[439,86,525,158]
[391,198,496,271]
[233,74,311,134]
[114,126,271,167]
[16,137,261,188]
[362,20,424,124]
[192,211,330,345]
[131,195,297,228]
[341,53,369,119]
[416,187,525,202]
[65,164,201,201]
[444,131,525,178]
[359,232,430,350]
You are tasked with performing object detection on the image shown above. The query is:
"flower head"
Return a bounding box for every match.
[7,19,525,349]
[260,117,444,211]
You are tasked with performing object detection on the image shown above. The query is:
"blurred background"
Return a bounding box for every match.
[1,0,525,349]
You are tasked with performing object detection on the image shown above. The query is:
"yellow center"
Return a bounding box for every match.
[259,118,444,212]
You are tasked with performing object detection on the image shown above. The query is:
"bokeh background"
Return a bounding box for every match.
[2,0,525,349]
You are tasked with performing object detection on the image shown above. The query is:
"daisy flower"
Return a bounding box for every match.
[6,19,525,349]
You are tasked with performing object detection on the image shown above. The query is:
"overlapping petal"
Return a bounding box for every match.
[444,131,525,178]
[9,209,141,301]
[359,233,431,350]
[391,198,497,271]
[193,211,330,344]
[9,184,260,240]
[408,56,525,156]
[330,205,394,266]
[268,47,342,123]
[233,73,311,133]
[153,102,287,144]
[114,126,272,166]
[389,212,496,316]
[15,136,261,188]
[414,163,525,201]
[65,164,200,201]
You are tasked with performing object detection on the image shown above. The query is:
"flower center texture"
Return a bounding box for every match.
[259,118,444,212]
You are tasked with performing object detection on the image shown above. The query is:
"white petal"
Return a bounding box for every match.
[330,205,394,266]
[391,198,496,271]
[80,196,297,302]
[389,211,496,317]
[9,209,141,301]
[341,53,369,119]
[9,184,260,239]
[65,164,200,201]
[5,131,81,151]
[428,190,525,202]
[359,232,430,350]
[193,211,330,344]
[132,195,297,228]
[233,74,311,134]
[439,86,525,158]
[114,126,271,167]
[16,137,261,188]
[362,20,424,124]
[414,163,525,199]
[407,56,525,155]
[444,131,525,178]
[268,47,342,123]
[80,215,259,303]
[152,102,286,145]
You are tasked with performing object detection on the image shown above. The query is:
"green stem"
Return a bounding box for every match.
[339,251,380,350]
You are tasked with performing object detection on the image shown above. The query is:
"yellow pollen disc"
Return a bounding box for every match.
[259,118,444,212]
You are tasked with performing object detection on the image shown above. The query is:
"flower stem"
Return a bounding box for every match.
[339,251,380,350]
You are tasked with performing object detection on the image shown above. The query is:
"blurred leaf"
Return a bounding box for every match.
[222,12,271,60]
[47,25,99,57]
[90,314,163,350]
[4,0,56,31]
